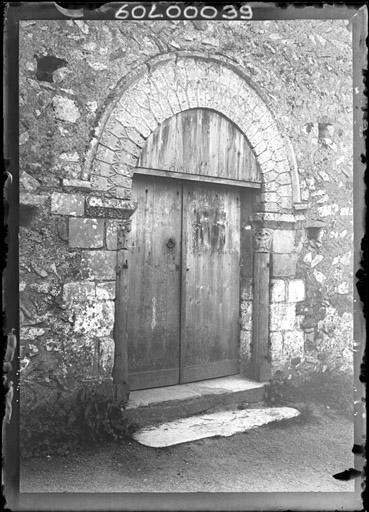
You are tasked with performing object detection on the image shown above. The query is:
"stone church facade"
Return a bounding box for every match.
[19,19,353,407]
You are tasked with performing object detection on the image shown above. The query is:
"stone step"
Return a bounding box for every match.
[132,406,301,448]
[124,376,266,428]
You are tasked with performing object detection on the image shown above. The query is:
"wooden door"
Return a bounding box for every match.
[127,176,241,390]
[181,182,241,383]
[127,175,182,390]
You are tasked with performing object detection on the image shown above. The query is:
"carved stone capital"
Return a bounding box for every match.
[254,229,272,253]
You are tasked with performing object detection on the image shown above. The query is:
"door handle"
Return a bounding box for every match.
[166,238,175,249]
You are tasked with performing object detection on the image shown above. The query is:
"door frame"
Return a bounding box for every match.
[122,167,261,390]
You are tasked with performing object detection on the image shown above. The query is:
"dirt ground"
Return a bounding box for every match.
[20,403,355,493]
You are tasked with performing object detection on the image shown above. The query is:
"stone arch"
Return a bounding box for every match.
[83,52,300,214]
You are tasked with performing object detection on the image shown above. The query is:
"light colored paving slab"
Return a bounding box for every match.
[127,375,265,409]
[132,407,300,447]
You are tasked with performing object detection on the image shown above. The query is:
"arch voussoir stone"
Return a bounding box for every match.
[84,53,300,216]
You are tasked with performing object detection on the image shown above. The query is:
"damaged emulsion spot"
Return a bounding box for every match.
[34,54,68,83]
[151,296,157,331]
[192,205,226,253]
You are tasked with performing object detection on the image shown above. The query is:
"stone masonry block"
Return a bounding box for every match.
[272,230,295,253]
[86,196,136,219]
[287,279,305,303]
[240,331,252,360]
[92,160,115,178]
[110,174,132,188]
[241,278,253,300]
[270,332,283,364]
[105,220,119,250]
[279,196,293,209]
[283,330,304,358]
[72,300,115,337]
[69,218,104,248]
[63,281,95,303]
[95,145,116,164]
[98,336,115,375]
[270,279,286,303]
[270,303,296,331]
[81,250,117,281]
[272,253,298,278]
[90,175,112,192]
[96,281,116,300]
[51,192,84,216]
[240,300,253,331]
[20,193,48,207]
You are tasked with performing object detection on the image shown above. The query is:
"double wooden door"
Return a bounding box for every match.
[126,174,240,390]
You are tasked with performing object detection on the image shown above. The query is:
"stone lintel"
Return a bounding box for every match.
[86,196,136,219]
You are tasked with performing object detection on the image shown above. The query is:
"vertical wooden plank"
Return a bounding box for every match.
[113,247,130,403]
[179,182,186,383]
[126,175,182,390]
[137,109,261,183]
[181,181,240,382]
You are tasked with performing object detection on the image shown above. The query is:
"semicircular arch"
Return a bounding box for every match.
[85,53,299,213]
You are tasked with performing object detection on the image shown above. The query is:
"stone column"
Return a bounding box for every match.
[251,228,272,381]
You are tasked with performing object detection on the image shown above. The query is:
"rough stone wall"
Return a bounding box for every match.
[19,19,353,405]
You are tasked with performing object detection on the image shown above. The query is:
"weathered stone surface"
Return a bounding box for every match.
[271,253,298,277]
[240,301,253,331]
[20,171,40,192]
[63,281,95,303]
[240,331,252,359]
[283,330,305,358]
[18,19,354,433]
[20,193,48,207]
[72,300,115,336]
[310,254,324,268]
[20,131,30,145]
[270,279,286,303]
[51,192,84,216]
[287,279,305,303]
[96,281,116,300]
[68,218,104,248]
[272,230,295,253]
[98,336,115,374]
[337,281,350,294]
[62,179,93,190]
[105,220,119,250]
[52,95,80,123]
[270,332,283,364]
[81,250,117,280]
[270,303,296,331]
[86,196,136,219]
[132,407,300,448]
[240,278,253,300]
[21,327,46,340]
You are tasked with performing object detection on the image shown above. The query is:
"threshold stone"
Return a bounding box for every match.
[131,406,300,448]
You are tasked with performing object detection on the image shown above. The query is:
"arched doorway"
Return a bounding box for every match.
[82,53,300,399]
[126,108,261,390]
